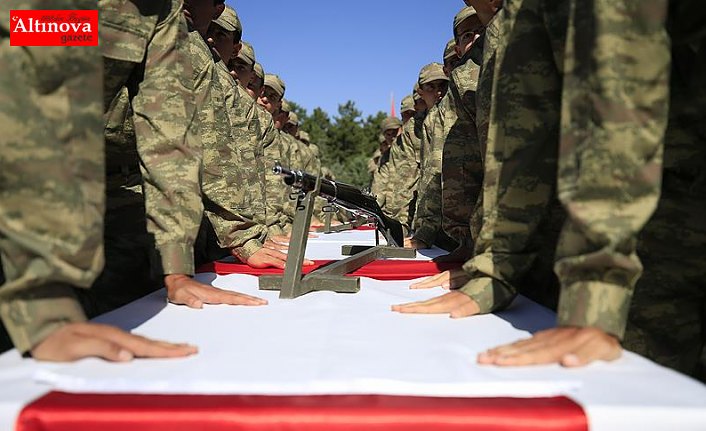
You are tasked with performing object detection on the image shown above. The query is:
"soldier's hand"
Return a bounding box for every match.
[477,327,622,367]
[391,291,480,318]
[264,238,289,252]
[165,274,267,309]
[245,247,314,269]
[30,322,198,362]
[410,268,470,290]
[404,237,429,250]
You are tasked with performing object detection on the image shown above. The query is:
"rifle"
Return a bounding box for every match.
[274,165,405,247]
[260,164,414,299]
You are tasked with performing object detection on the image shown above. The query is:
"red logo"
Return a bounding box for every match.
[10,10,98,46]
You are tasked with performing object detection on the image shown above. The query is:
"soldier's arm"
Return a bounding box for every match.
[478,0,669,368]
[131,3,203,276]
[553,0,670,338]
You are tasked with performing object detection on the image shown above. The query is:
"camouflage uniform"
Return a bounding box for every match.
[80,0,203,317]
[460,0,673,336]
[0,1,104,352]
[441,50,483,251]
[382,111,425,230]
[622,2,706,379]
[191,23,268,264]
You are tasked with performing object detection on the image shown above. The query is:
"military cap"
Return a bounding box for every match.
[453,6,478,35]
[381,117,403,132]
[253,62,264,80]
[299,131,311,143]
[413,83,422,101]
[444,39,458,61]
[400,95,415,114]
[418,62,449,85]
[213,6,241,34]
[281,99,292,112]
[287,112,299,126]
[238,41,256,66]
[264,74,286,97]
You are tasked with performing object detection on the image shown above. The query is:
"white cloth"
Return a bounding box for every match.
[1,230,705,431]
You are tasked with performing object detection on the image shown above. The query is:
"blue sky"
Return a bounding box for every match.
[227,0,463,119]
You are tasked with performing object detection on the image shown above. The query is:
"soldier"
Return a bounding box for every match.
[258,76,299,233]
[371,117,403,208]
[0,0,196,361]
[442,39,461,76]
[439,6,485,261]
[408,63,455,251]
[197,6,291,269]
[228,40,256,88]
[247,63,265,100]
[399,0,690,373]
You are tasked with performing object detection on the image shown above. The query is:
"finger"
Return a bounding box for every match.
[561,336,622,368]
[392,293,459,314]
[493,334,584,367]
[449,299,480,318]
[410,272,450,289]
[83,325,198,358]
[260,254,287,269]
[208,289,268,306]
[168,288,204,309]
[302,259,316,266]
[62,337,135,362]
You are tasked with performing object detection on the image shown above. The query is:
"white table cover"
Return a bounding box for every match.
[0,229,704,431]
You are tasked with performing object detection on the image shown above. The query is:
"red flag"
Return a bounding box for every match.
[390,92,396,117]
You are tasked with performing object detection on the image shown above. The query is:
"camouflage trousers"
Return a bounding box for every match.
[0,39,104,352]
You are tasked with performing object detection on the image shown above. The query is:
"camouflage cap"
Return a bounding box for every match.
[287,112,299,126]
[253,62,264,80]
[444,38,458,61]
[453,6,477,35]
[238,41,256,66]
[299,131,311,143]
[213,6,241,34]
[281,99,292,112]
[400,95,415,113]
[381,116,403,132]
[413,83,422,101]
[264,74,286,97]
[418,62,449,85]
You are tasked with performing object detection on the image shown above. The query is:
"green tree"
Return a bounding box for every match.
[286,99,390,188]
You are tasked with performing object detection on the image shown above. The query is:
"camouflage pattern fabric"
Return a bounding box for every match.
[387,113,425,230]
[623,4,705,380]
[254,103,290,236]
[413,98,456,250]
[100,0,203,277]
[459,0,569,313]
[441,51,482,251]
[0,1,103,352]
[195,38,267,262]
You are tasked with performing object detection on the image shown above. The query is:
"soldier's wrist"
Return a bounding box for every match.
[557,280,632,340]
[456,276,516,314]
[0,284,86,354]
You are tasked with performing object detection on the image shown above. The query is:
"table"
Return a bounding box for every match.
[1,229,705,431]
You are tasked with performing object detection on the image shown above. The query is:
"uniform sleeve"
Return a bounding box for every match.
[131,3,203,276]
[553,0,670,338]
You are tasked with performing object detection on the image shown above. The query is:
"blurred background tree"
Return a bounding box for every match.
[288,100,389,188]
